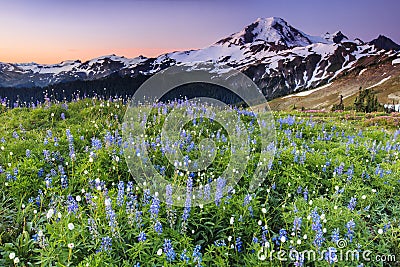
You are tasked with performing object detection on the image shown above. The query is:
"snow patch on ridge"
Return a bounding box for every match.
[282,83,332,98]
[366,76,391,89]
[359,69,367,76]
[392,58,400,65]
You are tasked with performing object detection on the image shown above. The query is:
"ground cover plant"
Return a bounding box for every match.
[0,98,399,266]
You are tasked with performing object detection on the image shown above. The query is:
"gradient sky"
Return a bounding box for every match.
[1,0,399,64]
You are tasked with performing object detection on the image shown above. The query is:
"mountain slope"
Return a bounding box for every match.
[368,35,400,51]
[267,56,400,110]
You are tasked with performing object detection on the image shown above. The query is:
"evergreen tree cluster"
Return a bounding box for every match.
[331,95,344,111]
[354,87,381,113]
[0,75,245,107]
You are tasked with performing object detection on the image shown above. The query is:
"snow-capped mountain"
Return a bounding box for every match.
[1,17,399,101]
[215,17,328,47]
[0,55,148,88]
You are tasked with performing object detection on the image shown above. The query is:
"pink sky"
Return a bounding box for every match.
[1,0,399,64]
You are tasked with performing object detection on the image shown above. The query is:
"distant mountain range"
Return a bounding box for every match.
[1,17,400,109]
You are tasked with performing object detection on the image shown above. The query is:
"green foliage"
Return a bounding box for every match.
[331,95,344,111]
[0,100,399,266]
[354,87,382,113]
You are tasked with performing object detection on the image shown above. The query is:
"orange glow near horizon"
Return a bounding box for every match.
[1,0,399,65]
[0,47,195,64]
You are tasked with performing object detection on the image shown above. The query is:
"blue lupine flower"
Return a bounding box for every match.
[261,226,269,244]
[104,131,114,147]
[154,220,163,235]
[243,194,252,206]
[138,231,146,242]
[99,236,112,252]
[87,218,98,239]
[299,151,306,164]
[45,176,52,188]
[32,233,38,242]
[117,181,124,206]
[335,187,344,195]
[346,166,354,182]
[59,165,68,189]
[280,229,287,240]
[150,195,160,219]
[6,172,15,181]
[105,197,117,233]
[126,181,134,196]
[297,186,302,194]
[66,129,73,142]
[310,209,325,248]
[43,150,50,161]
[49,168,56,176]
[91,137,102,150]
[331,228,340,244]
[303,187,308,201]
[34,190,43,207]
[346,219,356,242]
[294,252,305,267]
[166,184,173,207]
[235,238,243,252]
[325,247,337,265]
[126,189,137,214]
[67,195,78,213]
[203,183,211,201]
[85,193,97,208]
[180,249,190,263]
[192,245,202,265]
[163,239,176,262]
[135,211,143,227]
[311,209,321,231]
[214,177,226,206]
[314,231,325,248]
[292,217,302,233]
[183,177,193,222]
[142,189,151,205]
[66,129,75,159]
[383,222,391,232]
[214,240,226,247]
[347,197,357,211]
[335,163,344,176]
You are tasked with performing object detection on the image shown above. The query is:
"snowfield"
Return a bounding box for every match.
[392,58,400,65]
[282,83,332,98]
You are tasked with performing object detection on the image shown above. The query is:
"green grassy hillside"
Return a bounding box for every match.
[0,99,399,266]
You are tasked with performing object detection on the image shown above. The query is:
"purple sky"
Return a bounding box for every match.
[1,0,399,63]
